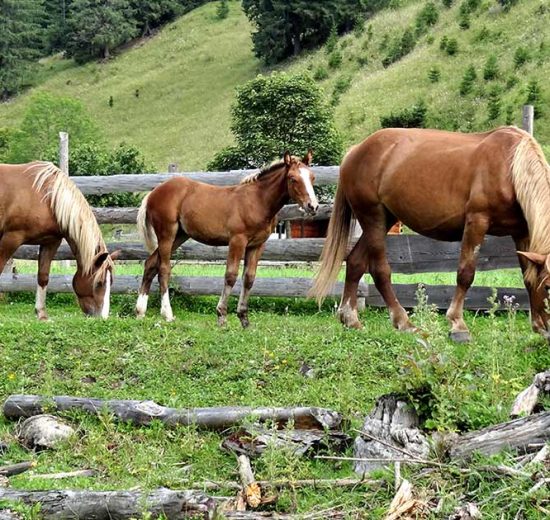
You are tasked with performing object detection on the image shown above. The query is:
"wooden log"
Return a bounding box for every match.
[237,455,261,508]
[510,370,550,417]
[73,166,340,195]
[3,396,343,431]
[0,488,216,519]
[0,273,530,310]
[0,462,35,477]
[0,511,22,520]
[92,204,333,224]
[12,235,521,273]
[449,411,550,459]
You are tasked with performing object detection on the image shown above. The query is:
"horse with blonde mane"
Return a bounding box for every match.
[310,126,550,342]
[0,162,118,319]
[136,151,318,326]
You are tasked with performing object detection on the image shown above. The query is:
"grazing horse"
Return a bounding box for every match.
[310,126,550,342]
[0,162,117,319]
[136,151,318,326]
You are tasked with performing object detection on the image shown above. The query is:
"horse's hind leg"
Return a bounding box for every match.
[136,230,188,319]
[35,240,62,321]
[237,243,265,328]
[217,235,247,326]
[0,231,24,287]
[446,214,489,343]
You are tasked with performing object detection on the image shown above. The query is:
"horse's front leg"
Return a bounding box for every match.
[35,240,62,321]
[217,235,247,327]
[446,214,489,343]
[237,243,266,328]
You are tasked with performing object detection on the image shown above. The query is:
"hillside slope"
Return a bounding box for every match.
[0,1,548,169]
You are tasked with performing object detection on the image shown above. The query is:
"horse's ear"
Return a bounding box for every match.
[283,151,292,167]
[93,251,110,269]
[109,250,122,262]
[303,149,313,166]
[517,251,547,266]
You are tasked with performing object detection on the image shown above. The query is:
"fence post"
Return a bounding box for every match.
[522,105,534,135]
[168,163,179,173]
[59,132,69,174]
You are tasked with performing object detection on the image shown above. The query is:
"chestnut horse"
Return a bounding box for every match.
[311,126,550,342]
[0,162,117,319]
[136,151,318,326]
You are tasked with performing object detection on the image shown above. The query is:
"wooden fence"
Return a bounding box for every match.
[0,165,531,311]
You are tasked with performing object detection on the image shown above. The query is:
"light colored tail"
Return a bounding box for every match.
[137,193,157,253]
[309,181,353,303]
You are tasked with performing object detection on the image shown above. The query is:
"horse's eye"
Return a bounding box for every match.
[289,178,297,184]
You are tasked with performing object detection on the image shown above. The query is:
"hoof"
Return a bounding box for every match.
[136,312,145,320]
[37,315,49,322]
[449,330,471,343]
[217,317,227,327]
[345,320,363,330]
[240,318,250,329]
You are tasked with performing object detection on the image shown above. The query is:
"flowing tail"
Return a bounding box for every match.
[137,193,157,253]
[309,181,353,303]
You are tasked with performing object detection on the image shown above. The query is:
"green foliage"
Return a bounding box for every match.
[487,85,502,121]
[208,72,343,169]
[513,46,530,68]
[66,0,138,62]
[313,65,329,81]
[331,75,352,106]
[380,99,427,128]
[131,0,180,35]
[428,66,441,83]
[525,79,543,119]
[441,36,458,55]
[8,92,101,163]
[0,127,18,162]
[498,0,518,10]
[382,27,416,67]
[458,10,470,30]
[442,0,453,7]
[215,0,229,20]
[0,0,47,99]
[483,54,499,81]
[325,25,338,54]
[328,50,343,69]
[415,2,439,35]
[459,64,477,95]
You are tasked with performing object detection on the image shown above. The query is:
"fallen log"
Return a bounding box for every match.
[510,370,550,417]
[237,455,261,509]
[449,411,550,459]
[0,488,216,519]
[3,395,343,431]
[0,461,35,477]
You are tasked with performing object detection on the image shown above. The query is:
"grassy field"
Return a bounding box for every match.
[1,270,549,517]
[0,0,548,170]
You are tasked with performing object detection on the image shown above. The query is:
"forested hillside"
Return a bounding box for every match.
[0,0,548,170]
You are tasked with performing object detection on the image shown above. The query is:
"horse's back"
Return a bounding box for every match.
[341,127,525,239]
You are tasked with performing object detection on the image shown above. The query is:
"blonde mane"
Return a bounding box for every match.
[29,162,111,276]
[510,128,550,283]
[239,160,286,185]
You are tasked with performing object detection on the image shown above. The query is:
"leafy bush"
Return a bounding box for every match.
[313,66,329,81]
[380,100,427,128]
[428,67,441,83]
[442,0,453,7]
[331,75,352,106]
[328,50,343,69]
[382,28,416,67]
[325,26,338,54]
[208,72,343,170]
[415,2,439,35]
[216,0,229,20]
[487,86,502,121]
[513,46,530,68]
[525,79,543,119]
[459,65,477,96]
[483,55,499,81]
[7,92,101,163]
[443,37,458,55]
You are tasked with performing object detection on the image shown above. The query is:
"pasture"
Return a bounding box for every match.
[1,262,549,518]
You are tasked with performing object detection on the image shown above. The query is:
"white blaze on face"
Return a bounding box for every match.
[101,271,111,319]
[136,292,149,316]
[299,167,318,208]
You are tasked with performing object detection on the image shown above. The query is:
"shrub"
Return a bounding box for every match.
[444,37,458,55]
[380,100,428,128]
[525,79,543,119]
[328,50,343,69]
[208,72,343,169]
[459,65,477,96]
[0,127,18,162]
[415,2,439,35]
[487,86,502,121]
[498,0,518,10]
[325,26,338,54]
[356,54,368,67]
[216,0,229,20]
[331,75,352,106]
[313,66,329,81]
[428,67,441,83]
[513,46,530,68]
[442,0,453,7]
[505,104,515,125]
[382,27,416,67]
[483,55,499,81]
[458,11,470,30]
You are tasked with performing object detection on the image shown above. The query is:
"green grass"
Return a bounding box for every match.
[1,1,548,170]
[1,288,549,517]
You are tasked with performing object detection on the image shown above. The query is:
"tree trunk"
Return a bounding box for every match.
[0,489,216,519]
[3,395,343,431]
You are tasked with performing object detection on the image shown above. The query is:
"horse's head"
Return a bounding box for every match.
[72,250,120,318]
[518,250,550,339]
[284,150,319,216]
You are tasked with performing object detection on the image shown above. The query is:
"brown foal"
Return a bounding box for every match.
[0,162,117,319]
[311,127,550,342]
[136,151,318,325]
